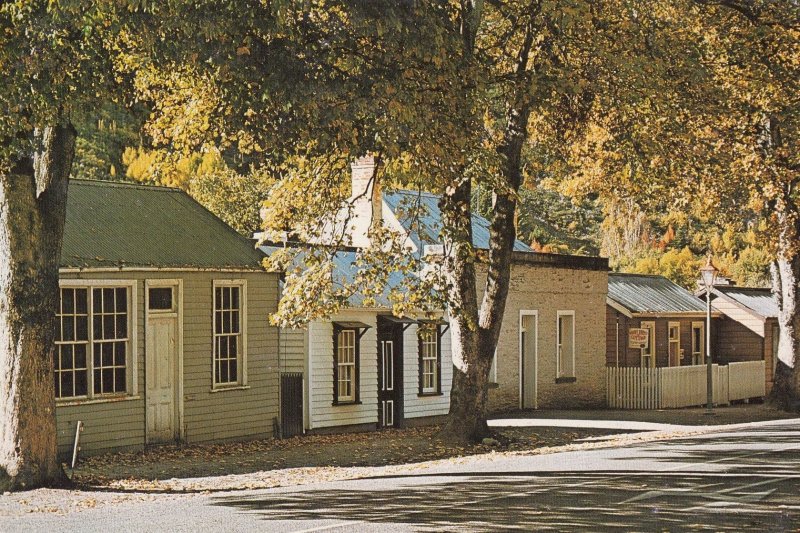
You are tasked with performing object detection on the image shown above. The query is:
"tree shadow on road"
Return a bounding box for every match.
[213,470,800,531]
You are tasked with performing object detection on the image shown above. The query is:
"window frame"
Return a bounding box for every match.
[691,321,705,366]
[56,279,138,402]
[640,321,656,368]
[417,323,442,396]
[212,279,248,389]
[556,310,576,381]
[668,321,681,367]
[332,325,362,405]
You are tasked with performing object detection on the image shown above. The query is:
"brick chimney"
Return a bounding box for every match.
[349,155,382,246]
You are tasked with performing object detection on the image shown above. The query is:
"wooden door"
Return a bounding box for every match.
[146,282,179,444]
[521,313,538,409]
[377,319,403,427]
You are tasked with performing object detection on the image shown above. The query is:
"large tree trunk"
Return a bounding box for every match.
[769,217,800,410]
[0,124,76,491]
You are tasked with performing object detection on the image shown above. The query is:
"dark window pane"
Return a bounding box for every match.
[103,315,114,339]
[220,360,229,383]
[114,342,126,366]
[74,344,87,368]
[59,345,73,370]
[93,289,102,314]
[229,337,238,357]
[75,289,88,314]
[224,311,231,334]
[63,316,74,342]
[62,372,74,398]
[214,361,221,383]
[76,315,88,341]
[229,359,237,382]
[231,287,239,309]
[231,311,240,334]
[215,287,222,310]
[103,288,114,313]
[116,288,127,312]
[114,368,126,392]
[54,372,60,398]
[148,287,172,310]
[116,315,127,338]
[102,342,113,366]
[93,344,101,366]
[214,312,222,334]
[75,369,87,396]
[219,337,228,357]
[62,289,74,315]
[93,315,102,339]
[223,287,230,309]
[102,368,114,393]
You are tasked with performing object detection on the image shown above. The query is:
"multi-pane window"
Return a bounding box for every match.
[691,322,704,365]
[55,285,131,400]
[213,283,243,386]
[336,329,356,402]
[640,321,656,368]
[557,312,575,378]
[55,288,89,398]
[420,327,439,393]
[668,322,681,367]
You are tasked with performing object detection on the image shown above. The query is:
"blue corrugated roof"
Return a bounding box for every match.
[260,245,408,308]
[383,190,532,252]
[608,273,707,314]
[716,286,778,318]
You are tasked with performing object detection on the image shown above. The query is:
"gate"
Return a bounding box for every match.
[280,372,304,438]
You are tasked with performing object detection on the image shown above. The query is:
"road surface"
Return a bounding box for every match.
[2,419,799,531]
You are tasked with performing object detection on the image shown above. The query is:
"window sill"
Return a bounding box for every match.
[210,385,250,393]
[417,391,443,397]
[555,376,577,384]
[332,400,362,406]
[56,395,140,407]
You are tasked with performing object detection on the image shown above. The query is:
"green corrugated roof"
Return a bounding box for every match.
[61,179,265,270]
[608,273,706,314]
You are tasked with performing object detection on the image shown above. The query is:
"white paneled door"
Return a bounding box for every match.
[146,282,180,443]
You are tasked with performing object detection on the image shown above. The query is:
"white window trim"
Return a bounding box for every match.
[56,279,138,401]
[420,328,439,394]
[640,321,656,368]
[212,279,248,389]
[337,328,357,403]
[691,321,705,366]
[668,321,681,367]
[556,310,576,378]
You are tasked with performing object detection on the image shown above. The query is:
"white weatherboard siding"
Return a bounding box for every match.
[403,323,452,419]
[712,298,765,336]
[307,310,378,429]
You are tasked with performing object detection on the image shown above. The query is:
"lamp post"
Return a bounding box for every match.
[700,256,718,414]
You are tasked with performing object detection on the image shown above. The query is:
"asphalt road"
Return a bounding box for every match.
[3,419,799,532]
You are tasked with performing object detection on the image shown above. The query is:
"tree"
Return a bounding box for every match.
[0,1,129,490]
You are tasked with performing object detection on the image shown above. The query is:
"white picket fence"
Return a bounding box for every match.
[607,361,766,409]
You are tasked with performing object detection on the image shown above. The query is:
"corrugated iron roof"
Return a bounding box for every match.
[716,286,778,319]
[608,273,706,314]
[382,190,532,252]
[260,245,409,308]
[62,179,265,269]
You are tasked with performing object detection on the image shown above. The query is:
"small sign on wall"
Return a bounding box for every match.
[629,328,649,349]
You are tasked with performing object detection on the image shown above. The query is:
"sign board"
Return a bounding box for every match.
[629,328,649,349]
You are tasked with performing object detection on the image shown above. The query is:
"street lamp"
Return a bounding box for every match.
[700,255,718,414]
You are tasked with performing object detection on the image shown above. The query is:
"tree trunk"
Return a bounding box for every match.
[0,124,76,491]
[440,175,489,442]
[769,248,800,410]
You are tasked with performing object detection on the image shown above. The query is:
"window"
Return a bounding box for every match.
[55,283,133,400]
[213,281,246,387]
[640,321,656,368]
[418,325,441,394]
[668,322,681,367]
[556,311,575,380]
[691,322,704,366]
[333,326,362,404]
[148,287,174,311]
